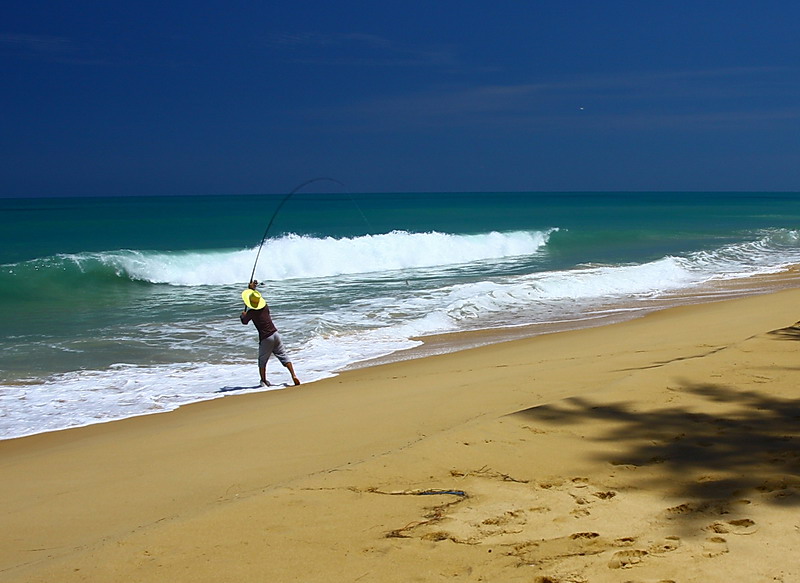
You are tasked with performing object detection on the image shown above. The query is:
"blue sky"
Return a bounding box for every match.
[2,1,799,196]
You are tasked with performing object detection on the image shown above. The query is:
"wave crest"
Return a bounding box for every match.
[2,230,554,287]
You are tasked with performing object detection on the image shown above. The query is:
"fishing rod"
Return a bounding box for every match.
[249,177,346,286]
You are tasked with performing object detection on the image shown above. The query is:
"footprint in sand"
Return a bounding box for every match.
[592,490,617,500]
[607,536,681,569]
[706,518,757,535]
[511,532,607,566]
[756,477,800,500]
[648,536,682,553]
[663,500,730,518]
[702,536,729,558]
[608,549,648,569]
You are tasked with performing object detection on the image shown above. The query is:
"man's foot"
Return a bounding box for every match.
[292,376,301,385]
[260,380,271,387]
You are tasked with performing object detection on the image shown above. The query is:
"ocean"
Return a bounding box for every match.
[2,191,799,439]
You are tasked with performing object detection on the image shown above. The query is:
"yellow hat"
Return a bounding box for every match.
[242,289,267,310]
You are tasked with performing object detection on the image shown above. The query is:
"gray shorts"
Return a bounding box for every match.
[258,332,291,368]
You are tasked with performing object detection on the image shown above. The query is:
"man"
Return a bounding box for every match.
[240,281,300,387]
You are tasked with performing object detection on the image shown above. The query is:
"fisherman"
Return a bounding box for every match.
[240,280,300,387]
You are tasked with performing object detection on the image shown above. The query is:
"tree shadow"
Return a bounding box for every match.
[769,321,800,341]
[514,381,800,527]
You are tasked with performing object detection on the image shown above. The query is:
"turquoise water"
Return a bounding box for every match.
[2,191,799,438]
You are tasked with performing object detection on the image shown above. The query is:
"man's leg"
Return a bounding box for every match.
[270,332,300,385]
[258,338,271,386]
[284,361,300,385]
[259,365,269,386]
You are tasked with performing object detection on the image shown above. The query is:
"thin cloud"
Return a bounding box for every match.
[296,66,800,133]
[0,33,73,53]
[0,32,101,64]
[266,31,457,68]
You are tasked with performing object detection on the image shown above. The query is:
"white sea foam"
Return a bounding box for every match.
[83,229,554,285]
[680,229,800,278]
[0,360,336,440]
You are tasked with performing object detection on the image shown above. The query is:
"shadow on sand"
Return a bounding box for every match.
[216,383,289,393]
[514,328,800,529]
[769,321,800,341]
[216,384,263,393]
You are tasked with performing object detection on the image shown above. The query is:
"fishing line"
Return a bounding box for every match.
[248,177,350,285]
[348,192,374,234]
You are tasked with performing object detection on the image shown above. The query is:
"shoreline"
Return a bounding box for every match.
[3,268,800,442]
[2,286,800,581]
[348,266,800,369]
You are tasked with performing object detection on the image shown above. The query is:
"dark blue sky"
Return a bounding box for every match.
[2,1,799,196]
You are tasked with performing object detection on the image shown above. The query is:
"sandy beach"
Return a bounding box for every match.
[2,286,800,582]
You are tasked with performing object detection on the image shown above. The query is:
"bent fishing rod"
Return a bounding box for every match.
[248,177,345,286]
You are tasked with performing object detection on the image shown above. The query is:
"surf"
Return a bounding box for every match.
[0,229,556,288]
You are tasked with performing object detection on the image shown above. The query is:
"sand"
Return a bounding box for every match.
[2,287,800,582]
